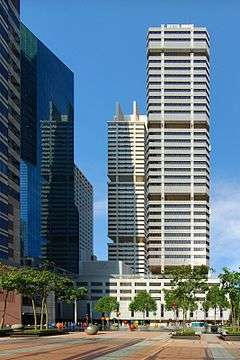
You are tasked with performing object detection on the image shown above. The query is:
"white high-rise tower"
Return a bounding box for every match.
[146,24,210,273]
[107,102,147,274]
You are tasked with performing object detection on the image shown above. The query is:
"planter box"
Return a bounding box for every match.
[172,335,201,340]
[11,330,69,337]
[221,335,240,341]
[0,330,13,337]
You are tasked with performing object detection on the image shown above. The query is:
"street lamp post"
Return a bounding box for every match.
[74,299,77,324]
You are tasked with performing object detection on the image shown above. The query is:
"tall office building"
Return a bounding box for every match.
[74,165,93,263]
[108,102,147,274]
[20,25,79,273]
[146,24,210,273]
[0,0,21,262]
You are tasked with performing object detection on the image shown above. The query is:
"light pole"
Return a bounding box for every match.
[74,299,77,324]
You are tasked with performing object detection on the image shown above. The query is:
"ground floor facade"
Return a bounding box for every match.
[73,274,230,323]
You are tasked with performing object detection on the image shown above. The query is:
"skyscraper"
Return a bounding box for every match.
[0,0,21,262]
[20,25,79,273]
[74,165,93,263]
[108,102,147,274]
[146,24,210,273]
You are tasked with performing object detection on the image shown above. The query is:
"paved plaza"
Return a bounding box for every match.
[0,332,240,360]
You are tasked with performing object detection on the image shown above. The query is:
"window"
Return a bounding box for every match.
[164,38,190,41]
[165,254,191,258]
[105,289,117,294]
[120,282,131,286]
[0,233,8,246]
[91,282,102,286]
[164,31,190,35]
[149,282,161,286]
[135,283,146,286]
[0,101,8,118]
[165,247,191,252]
[165,233,191,237]
[105,282,117,286]
[149,290,160,294]
[0,218,8,230]
[0,63,8,80]
[0,160,7,175]
[165,240,191,244]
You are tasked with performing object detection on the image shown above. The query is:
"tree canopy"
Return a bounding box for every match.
[95,296,119,316]
[164,265,209,322]
[219,267,240,326]
[129,291,157,317]
[0,262,87,329]
[205,284,229,323]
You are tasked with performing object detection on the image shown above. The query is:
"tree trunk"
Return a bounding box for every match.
[174,309,177,325]
[237,301,240,327]
[0,292,8,329]
[40,297,45,330]
[102,313,105,331]
[31,299,37,330]
[232,305,236,326]
[230,304,234,326]
[214,307,217,325]
[182,310,185,326]
[45,300,49,329]
[107,313,110,329]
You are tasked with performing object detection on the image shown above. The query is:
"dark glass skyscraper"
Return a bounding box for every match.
[20,25,79,273]
[0,0,21,262]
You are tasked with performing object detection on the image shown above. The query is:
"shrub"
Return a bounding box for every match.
[0,328,13,337]
[175,328,196,336]
[22,329,68,336]
[224,327,240,336]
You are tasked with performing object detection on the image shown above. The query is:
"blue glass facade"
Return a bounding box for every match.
[20,161,40,258]
[20,25,79,273]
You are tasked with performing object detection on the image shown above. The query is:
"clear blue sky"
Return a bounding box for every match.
[21,0,240,273]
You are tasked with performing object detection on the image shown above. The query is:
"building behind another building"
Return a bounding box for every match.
[107,102,147,275]
[74,165,93,262]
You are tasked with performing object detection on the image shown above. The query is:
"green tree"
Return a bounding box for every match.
[164,265,208,324]
[95,296,119,328]
[39,270,79,329]
[129,291,157,323]
[205,284,229,324]
[219,268,240,326]
[35,270,69,329]
[164,289,182,321]
[16,267,42,330]
[60,286,87,324]
[0,264,20,329]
